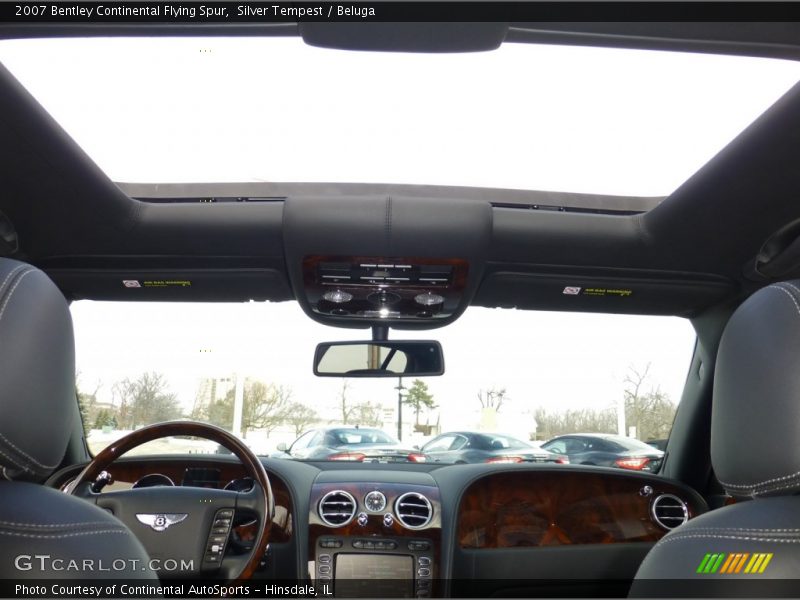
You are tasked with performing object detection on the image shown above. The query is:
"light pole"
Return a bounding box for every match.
[394,377,407,441]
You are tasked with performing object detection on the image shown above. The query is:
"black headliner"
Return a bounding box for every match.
[1,21,800,323]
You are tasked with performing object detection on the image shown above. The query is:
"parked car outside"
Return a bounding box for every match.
[421,431,568,464]
[541,433,664,472]
[274,426,425,462]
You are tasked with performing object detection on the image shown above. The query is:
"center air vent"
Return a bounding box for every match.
[395,492,433,529]
[651,494,689,530]
[318,490,357,527]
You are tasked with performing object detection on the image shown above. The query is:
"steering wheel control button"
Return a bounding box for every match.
[357,511,369,526]
[203,508,234,568]
[383,513,394,527]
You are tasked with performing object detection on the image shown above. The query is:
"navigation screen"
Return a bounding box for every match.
[334,554,414,598]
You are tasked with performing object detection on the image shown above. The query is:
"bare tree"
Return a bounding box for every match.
[477,387,509,412]
[351,401,383,427]
[623,364,677,441]
[213,380,293,435]
[112,372,181,429]
[76,372,102,434]
[534,407,616,440]
[286,403,319,436]
[338,380,358,425]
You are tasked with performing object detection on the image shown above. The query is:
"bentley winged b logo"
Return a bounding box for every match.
[136,513,188,532]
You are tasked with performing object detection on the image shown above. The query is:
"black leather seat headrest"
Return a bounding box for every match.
[0,259,75,481]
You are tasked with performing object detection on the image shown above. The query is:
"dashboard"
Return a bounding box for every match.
[47,457,707,598]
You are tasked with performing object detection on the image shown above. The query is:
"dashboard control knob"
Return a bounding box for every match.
[357,512,368,527]
[383,513,394,527]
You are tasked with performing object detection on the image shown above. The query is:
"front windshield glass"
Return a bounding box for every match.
[72,301,695,470]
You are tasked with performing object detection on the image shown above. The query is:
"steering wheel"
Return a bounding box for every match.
[68,421,273,581]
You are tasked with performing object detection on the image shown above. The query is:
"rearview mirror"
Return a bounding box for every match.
[314,341,444,377]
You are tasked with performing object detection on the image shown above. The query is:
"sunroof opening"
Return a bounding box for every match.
[0,37,799,196]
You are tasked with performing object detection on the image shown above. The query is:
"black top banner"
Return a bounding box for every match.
[2,1,800,23]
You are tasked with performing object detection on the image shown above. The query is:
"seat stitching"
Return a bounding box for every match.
[0,264,27,296]
[0,529,129,539]
[779,281,800,302]
[688,527,800,533]
[0,446,36,475]
[0,520,114,529]
[719,471,800,492]
[0,268,34,324]
[768,283,800,317]
[0,434,59,471]
[658,533,800,545]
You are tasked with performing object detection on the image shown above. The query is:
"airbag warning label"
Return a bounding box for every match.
[563,286,632,297]
[122,280,192,288]
[582,287,632,297]
[143,280,192,288]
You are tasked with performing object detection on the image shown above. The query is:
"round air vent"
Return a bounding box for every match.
[651,494,689,530]
[318,490,357,527]
[395,492,433,529]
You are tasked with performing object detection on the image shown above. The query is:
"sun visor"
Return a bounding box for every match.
[473,271,735,317]
[45,268,293,302]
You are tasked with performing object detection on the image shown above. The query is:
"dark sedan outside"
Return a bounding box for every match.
[274,426,426,462]
[541,433,664,472]
[421,431,568,465]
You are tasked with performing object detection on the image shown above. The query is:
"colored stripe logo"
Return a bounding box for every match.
[696,553,773,574]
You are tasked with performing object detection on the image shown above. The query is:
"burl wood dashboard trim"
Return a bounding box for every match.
[457,470,705,549]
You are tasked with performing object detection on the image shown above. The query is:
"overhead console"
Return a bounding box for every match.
[283,197,491,329]
[302,256,469,321]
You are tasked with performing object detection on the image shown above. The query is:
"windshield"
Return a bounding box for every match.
[72,301,695,470]
[1,38,799,196]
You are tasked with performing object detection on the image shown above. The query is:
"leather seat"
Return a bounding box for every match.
[631,281,800,597]
[0,258,155,580]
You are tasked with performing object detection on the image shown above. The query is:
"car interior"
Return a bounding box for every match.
[2,18,800,599]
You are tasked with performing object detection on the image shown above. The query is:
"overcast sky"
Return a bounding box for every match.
[1,37,797,441]
[1,37,799,195]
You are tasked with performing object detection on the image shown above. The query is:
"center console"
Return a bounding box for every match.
[308,480,441,598]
